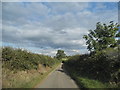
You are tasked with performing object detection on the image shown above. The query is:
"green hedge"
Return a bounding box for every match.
[2,47,59,71]
[65,47,120,87]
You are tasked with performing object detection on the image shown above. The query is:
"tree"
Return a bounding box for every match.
[83,21,119,52]
[56,50,66,60]
[116,29,120,44]
[116,32,120,37]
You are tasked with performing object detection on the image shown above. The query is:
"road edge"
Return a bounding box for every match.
[34,63,62,88]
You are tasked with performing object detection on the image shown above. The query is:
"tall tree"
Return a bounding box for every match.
[56,50,66,60]
[83,21,119,52]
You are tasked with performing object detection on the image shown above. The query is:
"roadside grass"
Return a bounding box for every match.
[33,63,61,88]
[76,76,106,88]
[2,63,60,88]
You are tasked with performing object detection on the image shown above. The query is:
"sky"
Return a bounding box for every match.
[2,2,118,56]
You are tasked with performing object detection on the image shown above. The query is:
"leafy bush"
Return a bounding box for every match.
[2,47,59,71]
[65,47,120,87]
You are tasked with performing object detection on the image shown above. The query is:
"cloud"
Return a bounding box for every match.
[2,2,50,25]
[3,23,87,50]
[2,2,118,56]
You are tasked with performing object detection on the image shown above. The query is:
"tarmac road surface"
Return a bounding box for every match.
[38,63,79,88]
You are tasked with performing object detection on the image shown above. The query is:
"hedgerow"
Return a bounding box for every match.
[65,47,120,87]
[2,47,59,71]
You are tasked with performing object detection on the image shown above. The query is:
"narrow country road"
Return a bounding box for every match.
[37,63,79,88]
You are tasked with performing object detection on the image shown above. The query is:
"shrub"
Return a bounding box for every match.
[2,47,59,71]
[65,47,120,87]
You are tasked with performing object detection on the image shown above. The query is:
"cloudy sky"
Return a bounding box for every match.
[2,2,118,56]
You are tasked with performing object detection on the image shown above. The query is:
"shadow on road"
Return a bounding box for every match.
[56,63,73,77]
[56,69,64,72]
[61,63,70,75]
[60,63,80,89]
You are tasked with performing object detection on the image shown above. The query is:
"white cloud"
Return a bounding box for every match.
[2,2,50,25]
[2,2,118,56]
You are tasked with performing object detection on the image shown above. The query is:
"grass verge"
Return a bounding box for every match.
[33,63,61,88]
[2,63,61,88]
